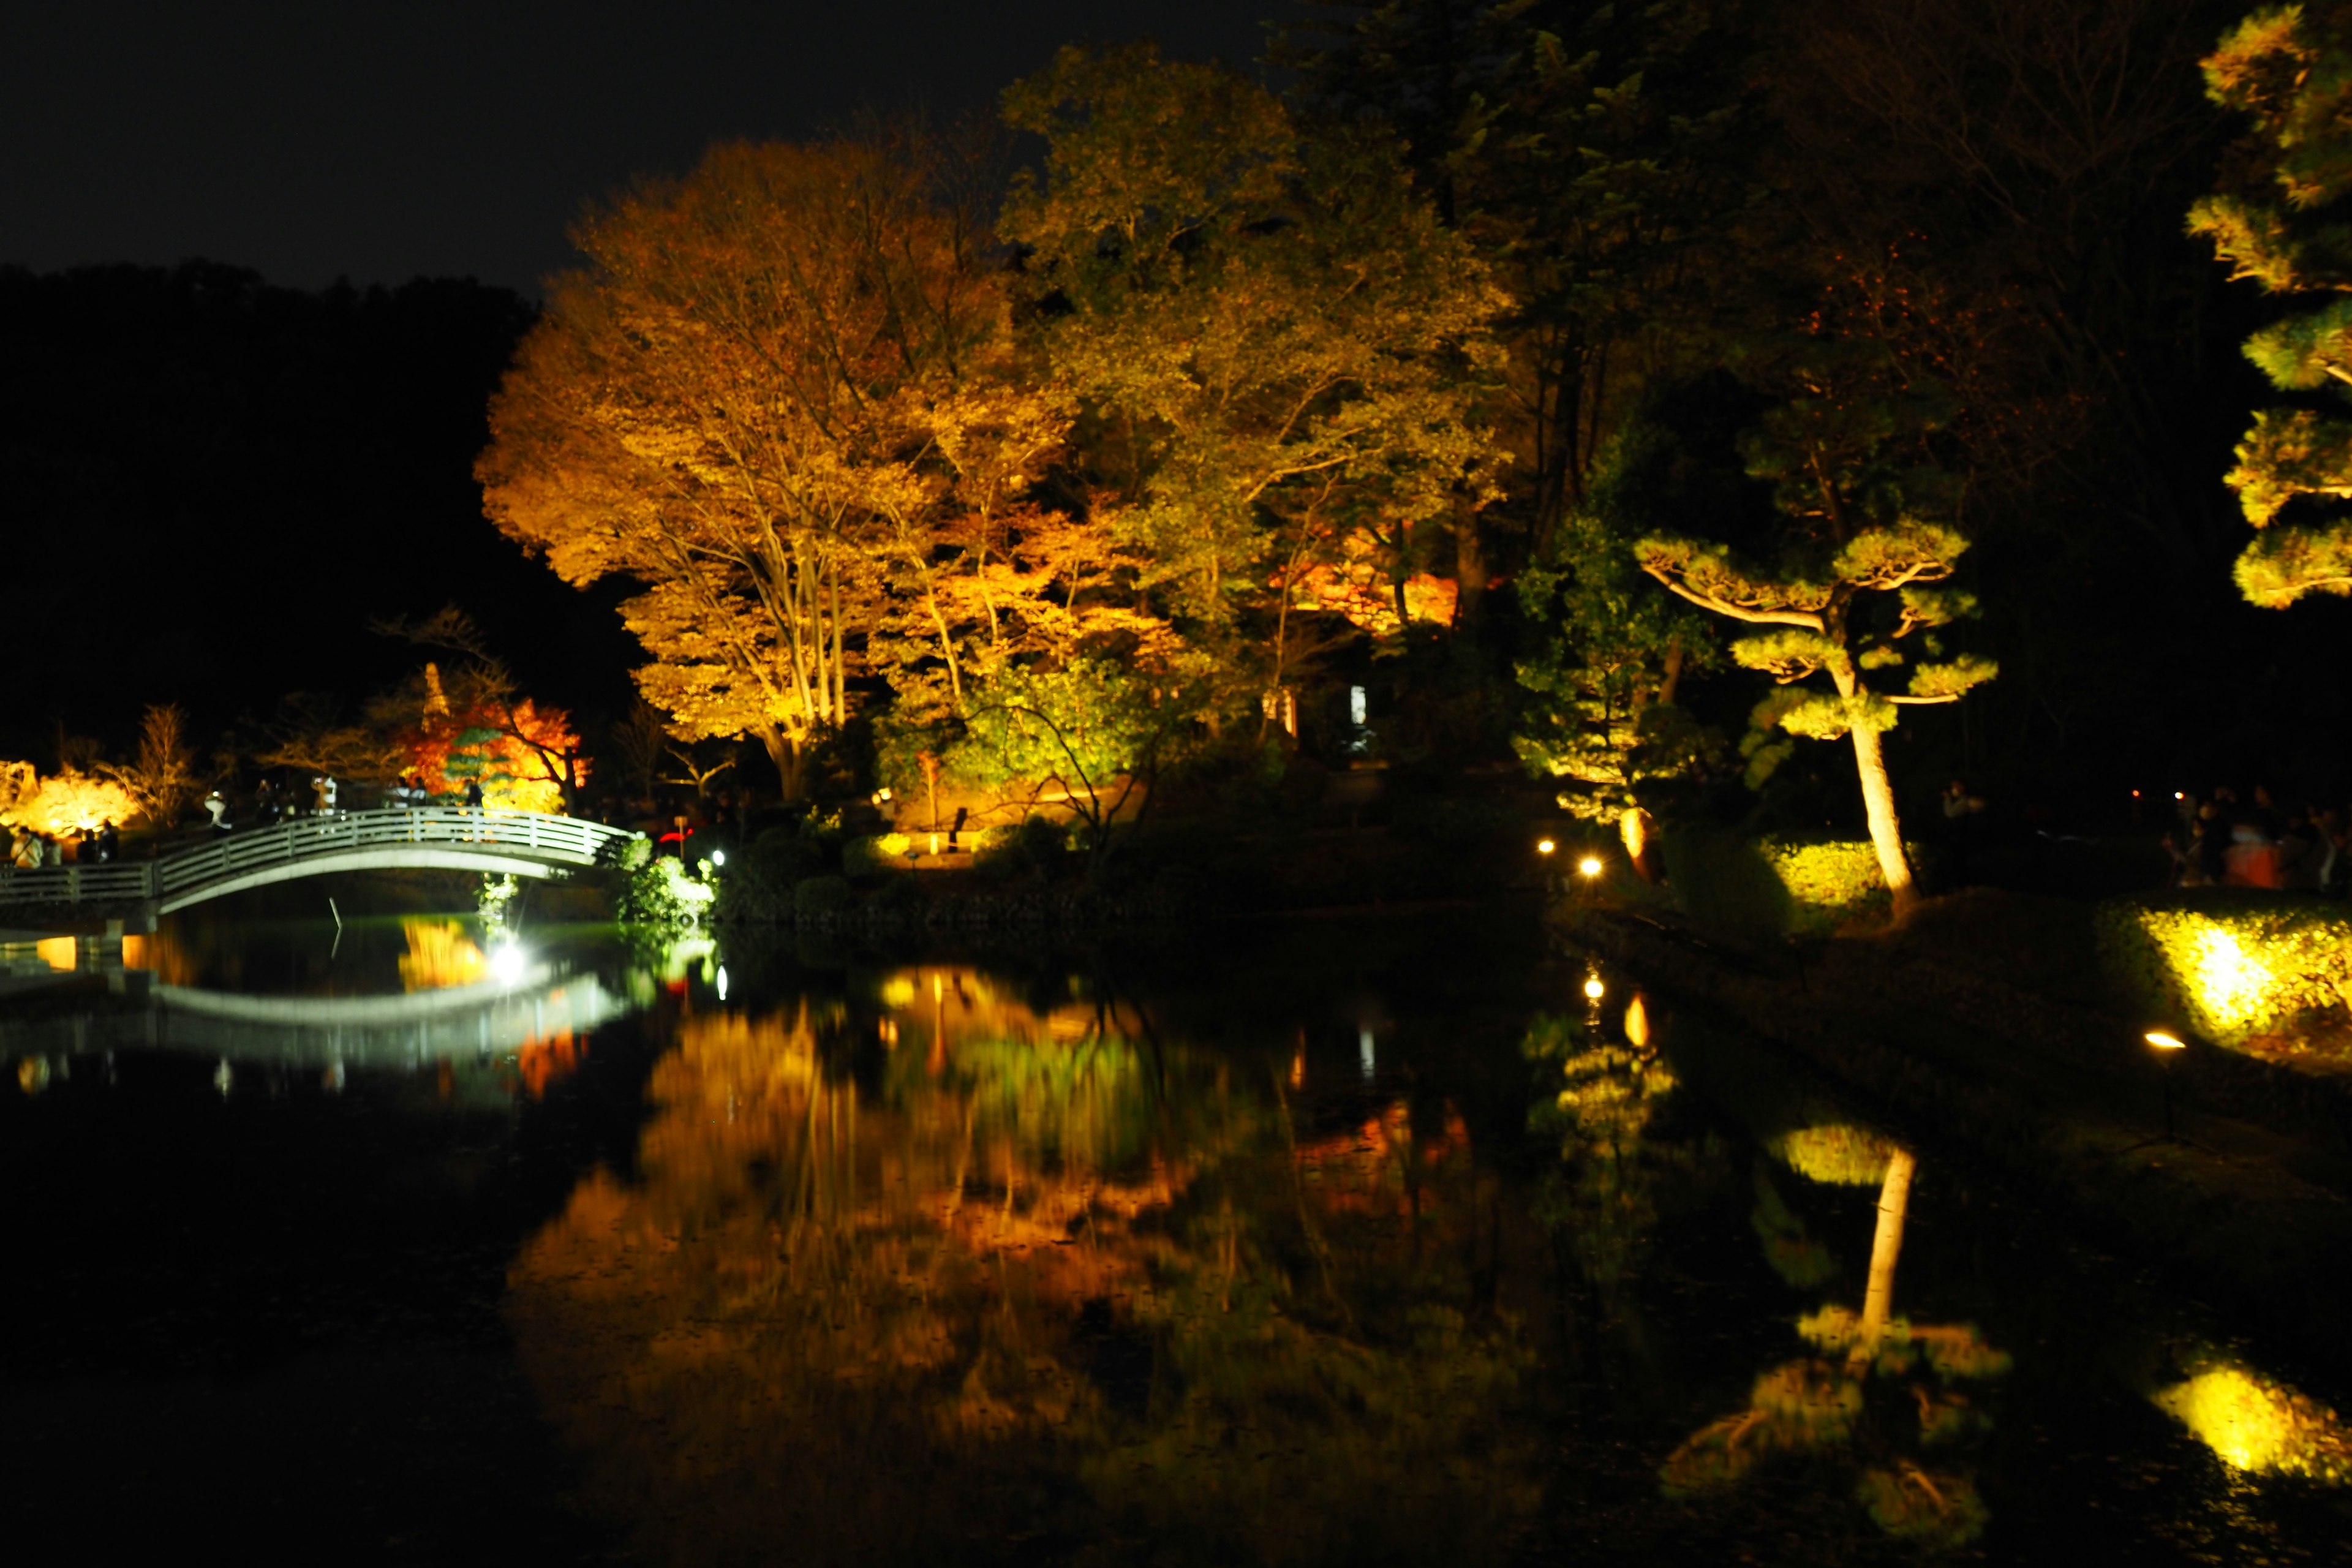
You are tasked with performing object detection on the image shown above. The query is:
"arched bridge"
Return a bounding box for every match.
[0,809,639,916]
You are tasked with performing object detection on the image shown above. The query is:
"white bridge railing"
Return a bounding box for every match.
[0,808,639,909]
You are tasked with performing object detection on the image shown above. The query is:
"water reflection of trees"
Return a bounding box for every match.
[1662,1125,2010,1548]
[508,972,1536,1566]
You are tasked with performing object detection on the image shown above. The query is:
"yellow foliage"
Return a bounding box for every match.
[2156,1363,2352,1482]
[398,921,486,992]
[5,772,137,837]
[1774,1123,1901,1186]
[2096,894,2352,1047]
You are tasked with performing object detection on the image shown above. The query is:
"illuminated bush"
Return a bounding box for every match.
[1666,832,1929,940]
[618,854,715,929]
[2095,892,2352,1047]
[841,832,918,878]
[2155,1362,2352,1482]
[1760,839,1921,933]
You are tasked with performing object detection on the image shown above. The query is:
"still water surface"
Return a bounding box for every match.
[2,907,2348,1564]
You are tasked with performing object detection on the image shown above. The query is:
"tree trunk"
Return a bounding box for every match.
[1850,1145,1917,1370]
[761,727,805,802]
[1453,496,1487,629]
[1848,722,1917,919]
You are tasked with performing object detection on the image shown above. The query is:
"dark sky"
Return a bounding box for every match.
[2,1,1305,293]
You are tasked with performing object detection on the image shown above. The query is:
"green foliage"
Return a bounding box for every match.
[1514,420,1722,820]
[2095,892,2352,1046]
[1521,1012,1694,1292]
[793,874,854,922]
[842,834,915,879]
[1760,839,1923,933]
[973,815,1069,880]
[618,854,715,929]
[1751,1168,1840,1290]
[944,658,1164,801]
[1666,832,1929,939]
[1771,1123,1899,1186]
[714,827,828,923]
[1000,43,1507,667]
[2194,6,2352,605]
[1660,828,1795,946]
[477,873,521,940]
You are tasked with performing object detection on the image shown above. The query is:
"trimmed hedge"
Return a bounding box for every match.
[2095,891,2352,1046]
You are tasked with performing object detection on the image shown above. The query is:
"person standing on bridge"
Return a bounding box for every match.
[464,777,484,841]
[204,790,230,832]
[313,774,337,816]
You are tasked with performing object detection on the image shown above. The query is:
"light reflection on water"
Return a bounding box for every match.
[2,919,2351,1563]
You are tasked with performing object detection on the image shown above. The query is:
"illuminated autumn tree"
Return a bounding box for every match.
[481,134,1069,797]
[377,608,590,812]
[1637,347,1995,918]
[372,662,582,815]
[1000,46,1509,706]
[2191,6,2352,605]
[10,772,138,840]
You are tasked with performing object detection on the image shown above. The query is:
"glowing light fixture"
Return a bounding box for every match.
[1583,974,1605,1000]
[1536,839,1556,855]
[716,965,729,1002]
[710,849,726,867]
[1577,855,1604,878]
[2146,1030,2187,1051]
[490,943,527,984]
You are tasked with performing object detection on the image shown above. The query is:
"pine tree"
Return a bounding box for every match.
[1636,345,1995,918]
[2191,4,2352,605]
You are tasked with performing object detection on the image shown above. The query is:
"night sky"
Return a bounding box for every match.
[2,1,1303,293]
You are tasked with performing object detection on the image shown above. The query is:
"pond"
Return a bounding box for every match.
[2,899,2348,1564]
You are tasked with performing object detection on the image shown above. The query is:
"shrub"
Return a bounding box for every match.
[974,815,1067,880]
[618,854,715,928]
[1665,832,1929,940]
[714,827,827,922]
[1662,829,1793,946]
[2095,891,2352,1046]
[794,874,854,922]
[1758,839,1906,934]
[842,832,914,878]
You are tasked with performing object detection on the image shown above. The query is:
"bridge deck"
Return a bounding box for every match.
[0,809,638,914]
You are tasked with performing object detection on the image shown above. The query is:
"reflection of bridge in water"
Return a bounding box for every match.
[0,960,638,1072]
[0,807,639,918]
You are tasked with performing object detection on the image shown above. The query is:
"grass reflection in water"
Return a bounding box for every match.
[507,969,1536,1566]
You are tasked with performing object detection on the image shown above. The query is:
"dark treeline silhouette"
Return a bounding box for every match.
[0,261,636,761]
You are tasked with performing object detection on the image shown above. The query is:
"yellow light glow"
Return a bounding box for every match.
[36,936,76,973]
[2155,1365,2352,1480]
[1583,975,1605,1000]
[1624,995,1650,1050]
[1578,856,1604,878]
[2192,929,2276,1038]
[1619,805,1646,862]
[2146,1030,2187,1052]
[1536,839,1556,855]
